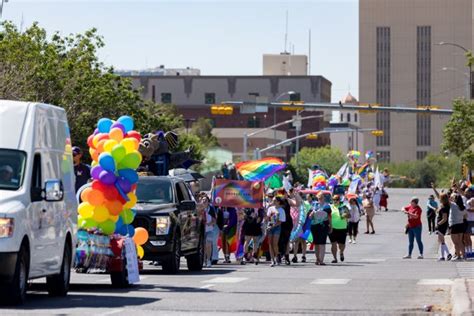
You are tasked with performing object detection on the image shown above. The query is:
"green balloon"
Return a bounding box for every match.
[83,218,98,229]
[118,152,141,170]
[99,220,116,235]
[120,208,134,225]
[111,144,126,163]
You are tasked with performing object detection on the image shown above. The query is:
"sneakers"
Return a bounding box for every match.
[447,254,453,261]
[224,256,231,263]
[352,240,357,244]
[205,261,212,268]
[348,239,353,244]
[403,255,412,259]
[301,256,306,263]
[417,255,424,259]
[370,231,375,234]
[291,256,298,263]
[270,261,275,267]
[331,259,338,263]
[340,254,345,262]
[438,257,445,261]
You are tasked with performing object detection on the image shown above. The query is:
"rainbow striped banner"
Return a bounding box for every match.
[212,179,264,208]
[235,157,286,181]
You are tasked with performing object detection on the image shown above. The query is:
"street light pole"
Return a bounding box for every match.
[437,42,472,99]
[272,91,296,155]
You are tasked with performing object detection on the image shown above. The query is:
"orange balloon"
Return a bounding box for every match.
[88,189,105,206]
[96,139,108,154]
[133,227,149,246]
[109,128,124,142]
[80,187,93,203]
[104,200,123,216]
[90,148,99,162]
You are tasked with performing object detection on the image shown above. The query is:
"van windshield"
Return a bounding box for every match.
[136,179,174,204]
[0,149,27,191]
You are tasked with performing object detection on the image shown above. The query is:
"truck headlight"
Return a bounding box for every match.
[0,218,14,238]
[155,217,170,235]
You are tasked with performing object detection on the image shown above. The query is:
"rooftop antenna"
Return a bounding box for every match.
[308,29,311,75]
[20,12,24,32]
[284,10,288,53]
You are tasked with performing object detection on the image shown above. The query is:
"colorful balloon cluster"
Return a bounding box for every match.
[365,150,375,161]
[78,116,142,240]
[347,150,361,162]
[311,170,327,190]
[133,227,149,259]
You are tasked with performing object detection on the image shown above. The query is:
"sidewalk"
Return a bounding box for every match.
[445,237,474,316]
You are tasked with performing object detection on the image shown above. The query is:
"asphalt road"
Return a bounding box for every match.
[2,189,472,315]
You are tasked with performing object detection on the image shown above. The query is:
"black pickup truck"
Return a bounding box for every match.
[132,176,204,274]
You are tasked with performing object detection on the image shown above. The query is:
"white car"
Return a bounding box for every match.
[0,100,77,304]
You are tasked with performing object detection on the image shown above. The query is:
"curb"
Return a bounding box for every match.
[451,278,473,316]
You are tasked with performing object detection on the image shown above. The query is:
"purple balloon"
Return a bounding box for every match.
[110,122,126,134]
[93,128,99,135]
[91,166,104,180]
[99,170,116,185]
[117,177,131,194]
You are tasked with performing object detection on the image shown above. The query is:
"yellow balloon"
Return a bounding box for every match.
[92,205,109,223]
[109,214,119,222]
[121,138,139,153]
[91,160,99,167]
[124,192,138,209]
[103,139,118,153]
[136,245,144,259]
[78,202,94,219]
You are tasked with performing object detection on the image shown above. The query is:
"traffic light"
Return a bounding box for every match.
[210,105,233,115]
[371,130,384,137]
[306,133,318,140]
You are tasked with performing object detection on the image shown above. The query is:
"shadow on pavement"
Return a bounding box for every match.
[15,293,158,309]
[140,267,236,275]
[139,285,216,293]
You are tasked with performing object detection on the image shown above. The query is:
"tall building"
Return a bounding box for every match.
[263,53,308,75]
[359,0,472,162]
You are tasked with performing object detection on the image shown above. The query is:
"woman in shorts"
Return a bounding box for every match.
[362,194,375,234]
[435,193,452,261]
[309,192,332,265]
[449,194,467,260]
[266,197,286,267]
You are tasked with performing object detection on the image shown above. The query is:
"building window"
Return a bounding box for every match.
[161,93,172,104]
[248,92,260,97]
[347,113,351,122]
[340,113,344,122]
[416,151,427,160]
[355,113,358,122]
[378,151,390,163]
[248,116,260,128]
[151,85,156,102]
[416,26,431,146]
[376,26,391,147]
[205,93,216,104]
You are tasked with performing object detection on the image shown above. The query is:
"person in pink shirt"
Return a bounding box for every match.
[402,197,424,259]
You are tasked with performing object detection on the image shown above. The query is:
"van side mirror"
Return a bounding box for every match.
[178,200,196,211]
[44,179,64,202]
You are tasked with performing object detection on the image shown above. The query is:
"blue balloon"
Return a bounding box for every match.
[118,168,139,184]
[115,216,124,229]
[97,118,113,133]
[117,116,134,133]
[99,153,116,172]
[115,223,128,236]
[123,224,135,237]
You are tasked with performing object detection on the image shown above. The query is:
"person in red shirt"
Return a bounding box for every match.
[401,197,424,259]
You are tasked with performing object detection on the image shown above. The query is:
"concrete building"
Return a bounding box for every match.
[263,53,308,76]
[116,65,200,76]
[330,92,363,153]
[127,75,332,160]
[359,0,472,162]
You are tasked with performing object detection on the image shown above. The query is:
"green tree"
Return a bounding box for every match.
[0,21,185,153]
[443,98,474,168]
[174,133,205,162]
[190,118,219,147]
[289,146,345,184]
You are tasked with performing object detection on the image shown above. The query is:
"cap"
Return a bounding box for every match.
[0,165,13,173]
[266,189,275,196]
[411,196,419,203]
[72,146,82,155]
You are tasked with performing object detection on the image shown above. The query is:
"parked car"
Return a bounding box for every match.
[132,176,204,274]
[0,100,77,304]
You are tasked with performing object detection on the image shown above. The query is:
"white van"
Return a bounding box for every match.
[0,100,77,304]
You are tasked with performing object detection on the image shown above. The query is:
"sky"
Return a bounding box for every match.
[2,0,359,102]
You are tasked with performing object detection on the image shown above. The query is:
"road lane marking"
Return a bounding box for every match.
[200,284,216,289]
[203,277,248,284]
[311,279,351,285]
[359,258,386,262]
[97,309,124,316]
[417,279,453,285]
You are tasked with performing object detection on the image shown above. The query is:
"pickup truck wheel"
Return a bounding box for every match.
[1,245,29,305]
[186,234,204,271]
[162,238,180,274]
[47,241,71,297]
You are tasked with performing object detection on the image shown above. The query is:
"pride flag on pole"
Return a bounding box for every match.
[235,157,286,181]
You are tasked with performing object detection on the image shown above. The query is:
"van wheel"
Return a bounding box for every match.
[46,242,71,297]
[186,234,204,271]
[162,238,180,274]
[4,245,29,305]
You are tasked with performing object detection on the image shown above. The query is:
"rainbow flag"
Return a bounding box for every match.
[357,163,370,177]
[236,157,286,181]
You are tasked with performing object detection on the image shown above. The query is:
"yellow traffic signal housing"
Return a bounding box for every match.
[371,130,384,137]
[210,105,233,115]
[306,133,318,140]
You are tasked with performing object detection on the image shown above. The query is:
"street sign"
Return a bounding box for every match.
[292,115,302,128]
[240,104,257,114]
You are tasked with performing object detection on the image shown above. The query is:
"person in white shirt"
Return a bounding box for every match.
[348,198,361,244]
[463,188,474,257]
[266,197,286,267]
[449,194,468,260]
